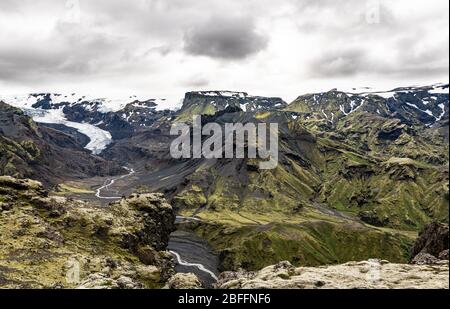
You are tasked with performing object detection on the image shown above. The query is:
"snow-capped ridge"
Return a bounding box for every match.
[0,93,175,114]
[194,91,249,98]
[292,83,448,127]
[183,90,288,113]
[340,83,449,99]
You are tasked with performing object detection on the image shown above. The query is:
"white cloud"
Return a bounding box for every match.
[0,0,448,105]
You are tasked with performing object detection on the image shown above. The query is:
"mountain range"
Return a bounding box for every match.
[1,83,449,282]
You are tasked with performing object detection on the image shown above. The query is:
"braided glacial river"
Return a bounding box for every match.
[168,229,220,288]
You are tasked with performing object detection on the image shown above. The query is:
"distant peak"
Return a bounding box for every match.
[337,83,449,98]
[188,91,249,98]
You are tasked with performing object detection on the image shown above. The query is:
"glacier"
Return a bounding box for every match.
[8,105,113,155]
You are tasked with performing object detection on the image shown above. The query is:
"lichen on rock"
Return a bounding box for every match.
[0,177,176,289]
[164,273,202,289]
[215,260,449,289]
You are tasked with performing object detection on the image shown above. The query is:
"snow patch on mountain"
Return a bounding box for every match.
[197,91,248,98]
[437,104,447,121]
[405,102,434,117]
[429,85,449,95]
[340,83,449,99]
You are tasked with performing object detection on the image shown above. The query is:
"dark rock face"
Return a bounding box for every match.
[378,126,404,141]
[358,211,389,227]
[411,222,449,261]
[39,123,90,148]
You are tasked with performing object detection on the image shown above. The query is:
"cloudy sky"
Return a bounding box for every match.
[0,0,448,107]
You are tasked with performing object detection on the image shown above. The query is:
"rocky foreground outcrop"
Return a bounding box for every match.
[215,260,449,289]
[0,176,176,288]
[164,273,203,289]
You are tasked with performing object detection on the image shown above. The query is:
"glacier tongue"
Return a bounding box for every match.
[29,108,112,155]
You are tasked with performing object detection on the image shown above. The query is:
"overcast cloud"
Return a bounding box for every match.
[0,0,448,107]
[184,15,268,60]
